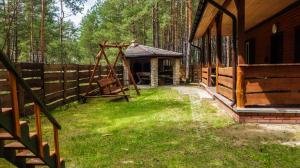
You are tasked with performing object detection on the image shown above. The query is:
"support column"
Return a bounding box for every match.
[151,57,158,87]
[207,30,212,86]
[236,0,246,64]
[173,58,180,85]
[216,13,223,93]
[123,59,130,85]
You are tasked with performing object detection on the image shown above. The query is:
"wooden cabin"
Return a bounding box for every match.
[190,0,300,123]
[125,43,182,87]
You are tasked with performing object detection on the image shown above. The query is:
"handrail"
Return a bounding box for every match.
[0,52,61,129]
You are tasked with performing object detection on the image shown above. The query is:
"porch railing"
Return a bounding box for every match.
[216,67,234,100]
[237,64,300,108]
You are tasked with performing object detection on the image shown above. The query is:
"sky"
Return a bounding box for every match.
[67,0,98,27]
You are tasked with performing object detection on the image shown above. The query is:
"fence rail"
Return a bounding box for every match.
[0,63,123,115]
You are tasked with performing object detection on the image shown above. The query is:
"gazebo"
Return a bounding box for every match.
[125,43,183,87]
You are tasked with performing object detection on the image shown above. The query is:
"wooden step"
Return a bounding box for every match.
[26,158,45,166]
[111,87,128,94]
[0,132,14,140]
[4,142,26,149]
[16,150,36,158]
[1,108,12,113]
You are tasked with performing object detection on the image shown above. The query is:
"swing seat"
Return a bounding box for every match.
[97,77,128,95]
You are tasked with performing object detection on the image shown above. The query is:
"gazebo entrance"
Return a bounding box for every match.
[125,43,183,87]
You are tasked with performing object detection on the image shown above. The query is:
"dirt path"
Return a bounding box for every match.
[173,86,212,122]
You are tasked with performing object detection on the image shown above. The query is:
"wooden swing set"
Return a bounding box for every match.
[83,42,140,102]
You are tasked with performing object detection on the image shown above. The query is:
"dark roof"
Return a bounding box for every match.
[189,0,207,42]
[125,43,183,58]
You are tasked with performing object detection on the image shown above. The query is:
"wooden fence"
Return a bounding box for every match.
[189,64,201,82]
[217,67,234,100]
[237,64,300,107]
[0,63,123,115]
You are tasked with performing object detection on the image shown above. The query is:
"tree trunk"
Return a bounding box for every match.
[152,1,160,48]
[40,0,46,63]
[30,0,35,62]
[185,0,192,80]
[60,0,64,64]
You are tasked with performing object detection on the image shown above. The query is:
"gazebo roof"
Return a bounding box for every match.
[125,43,183,58]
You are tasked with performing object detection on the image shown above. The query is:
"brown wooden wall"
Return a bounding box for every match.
[245,5,300,63]
[238,64,300,107]
[217,67,233,100]
[0,63,123,115]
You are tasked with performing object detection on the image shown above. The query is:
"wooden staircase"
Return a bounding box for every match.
[0,52,64,168]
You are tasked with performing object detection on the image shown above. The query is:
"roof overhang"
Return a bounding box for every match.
[190,0,298,42]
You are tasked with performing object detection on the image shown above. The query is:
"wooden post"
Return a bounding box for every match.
[216,13,223,93]
[63,65,67,104]
[235,0,246,64]
[41,63,45,105]
[207,30,212,86]
[119,47,140,96]
[8,71,21,138]
[53,126,61,168]
[236,66,245,108]
[76,64,80,101]
[34,103,44,158]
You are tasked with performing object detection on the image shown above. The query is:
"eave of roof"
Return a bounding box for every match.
[189,0,207,42]
[125,44,183,58]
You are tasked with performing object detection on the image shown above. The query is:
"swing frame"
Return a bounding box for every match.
[83,42,140,102]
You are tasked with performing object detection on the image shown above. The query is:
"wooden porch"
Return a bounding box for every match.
[202,64,300,108]
[200,63,300,123]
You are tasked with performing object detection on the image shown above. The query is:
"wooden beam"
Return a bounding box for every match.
[216,12,223,93]
[236,66,245,108]
[8,71,21,138]
[207,30,212,86]
[119,47,140,96]
[235,0,246,64]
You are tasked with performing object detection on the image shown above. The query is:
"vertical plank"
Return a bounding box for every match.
[236,0,246,64]
[34,103,44,158]
[76,64,80,101]
[236,66,245,107]
[8,71,21,137]
[63,65,67,104]
[207,30,212,86]
[216,12,223,93]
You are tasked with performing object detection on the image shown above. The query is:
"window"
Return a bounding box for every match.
[245,39,256,64]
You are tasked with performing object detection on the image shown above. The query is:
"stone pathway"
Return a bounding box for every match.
[172,86,213,123]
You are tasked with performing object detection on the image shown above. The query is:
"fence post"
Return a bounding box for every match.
[63,65,67,105]
[77,64,80,101]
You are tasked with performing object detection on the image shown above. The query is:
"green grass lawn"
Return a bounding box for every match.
[0,88,299,168]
